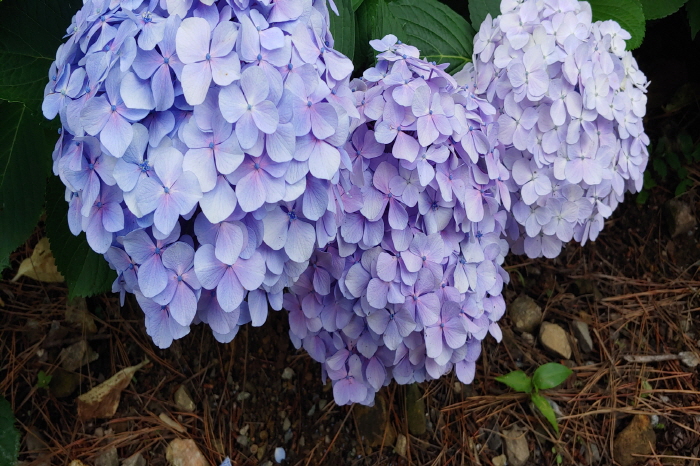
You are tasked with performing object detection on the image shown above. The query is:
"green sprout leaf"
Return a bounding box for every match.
[0,396,20,466]
[495,370,533,393]
[531,392,560,433]
[36,370,52,389]
[532,363,572,391]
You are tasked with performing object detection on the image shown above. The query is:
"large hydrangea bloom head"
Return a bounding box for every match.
[283,37,510,406]
[473,0,649,258]
[44,0,354,348]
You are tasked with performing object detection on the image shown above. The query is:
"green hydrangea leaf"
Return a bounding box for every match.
[688,0,700,39]
[468,0,501,32]
[329,0,356,62]
[640,0,687,20]
[0,396,20,466]
[0,100,53,271]
[45,176,116,298]
[588,0,646,50]
[0,0,79,109]
[355,0,474,74]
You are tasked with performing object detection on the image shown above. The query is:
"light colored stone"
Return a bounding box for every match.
[572,320,594,353]
[613,415,656,466]
[94,448,118,466]
[166,439,207,466]
[539,322,572,359]
[281,367,295,380]
[509,295,542,334]
[174,385,195,413]
[492,454,507,466]
[503,425,530,466]
[65,297,97,333]
[679,351,700,368]
[122,453,145,466]
[394,433,407,458]
[59,340,99,372]
[665,199,696,238]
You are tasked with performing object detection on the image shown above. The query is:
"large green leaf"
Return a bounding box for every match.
[588,0,646,50]
[0,101,53,270]
[640,0,687,20]
[468,0,501,32]
[0,0,79,109]
[388,0,474,73]
[355,0,473,74]
[688,0,700,39]
[352,0,364,12]
[329,0,356,62]
[45,176,116,298]
[0,396,19,466]
[355,0,402,71]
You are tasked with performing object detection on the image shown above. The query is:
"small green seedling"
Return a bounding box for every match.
[35,371,52,390]
[495,362,572,434]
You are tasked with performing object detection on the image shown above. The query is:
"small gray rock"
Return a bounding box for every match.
[539,322,572,359]
[664,199,696,238]
[394,433,407,458]
[59,340,99,372]
[95,448,118,466]
[503,425,530,466]
[174,385,196,413]
[492,455,507,466]
[572,320,594,353]
[122,453,145,466]
[281,367,295,380]
[509,295,542,334]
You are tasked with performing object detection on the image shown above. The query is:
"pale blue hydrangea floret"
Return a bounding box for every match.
[473,0,650,259]
[44,0,354,349]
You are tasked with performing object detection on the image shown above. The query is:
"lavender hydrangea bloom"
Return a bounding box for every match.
[473,0,649,258]
[283,39,510,407]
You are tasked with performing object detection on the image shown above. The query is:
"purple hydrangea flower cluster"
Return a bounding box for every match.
[282,37,510,405]
[43,0,355,348]
[472,0,650,258]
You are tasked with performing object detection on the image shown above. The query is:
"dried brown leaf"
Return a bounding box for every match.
[76,359,149,421]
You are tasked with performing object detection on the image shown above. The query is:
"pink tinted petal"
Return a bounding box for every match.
[101,113,133,157]
[183,148,217,192]
[200,177,236,223]
[285,219,315,262]
[211,51,241,86]
[181,61,213,106]
[169,284,197,326]
[424,326,444,358]
[251,100,279,134]
[175,17,211,64]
